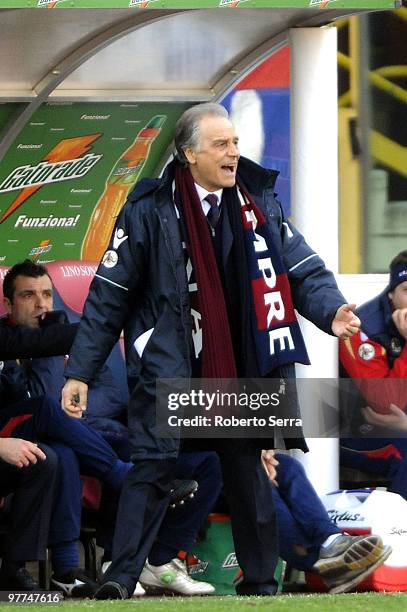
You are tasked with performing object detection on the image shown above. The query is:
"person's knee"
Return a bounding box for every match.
[276,453,306,478]
[36,443,59,477]
[128,458,177,487]
[48,442,79,469]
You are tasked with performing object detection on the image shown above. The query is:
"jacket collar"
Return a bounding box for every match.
[155,160,176,208]
[236,156,279,196]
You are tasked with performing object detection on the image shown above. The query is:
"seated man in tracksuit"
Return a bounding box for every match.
[0,392,201,596]
[0,393,139,596]
[0,316,80,591]
[1,259,220,596]
[339,250,407,498]
[0,313,130,595]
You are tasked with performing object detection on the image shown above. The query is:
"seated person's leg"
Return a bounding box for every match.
[0,443,58,590]
[275,454,339,546]
[274,453,390,593]
[272,486,321,572]
[46,404,197,505]
[4,395,131,491]
[151,451,222,560]
[47,443,95,597]
[86,417,131,462]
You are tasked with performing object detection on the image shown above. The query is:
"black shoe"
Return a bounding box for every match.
[235,581,278,596]
[94,581,129,600]
[169,479,198,508]
[51,568,97,598]
[0,567,40,591]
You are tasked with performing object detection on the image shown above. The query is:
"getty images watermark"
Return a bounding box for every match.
[156,378,310,439]
[156,377,407,440]
[166,386,293,428]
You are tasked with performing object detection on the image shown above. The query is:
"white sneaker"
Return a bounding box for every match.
[101,561,145,597]
[139,558,215,595]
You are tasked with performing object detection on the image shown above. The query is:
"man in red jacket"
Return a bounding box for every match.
[340,250,407,498]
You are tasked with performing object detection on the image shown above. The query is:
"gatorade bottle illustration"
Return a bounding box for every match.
[82,115,166,261]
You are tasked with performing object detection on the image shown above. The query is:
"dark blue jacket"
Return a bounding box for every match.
[65,157,346,457]
[0,319,77,361]
[0,314,77,404]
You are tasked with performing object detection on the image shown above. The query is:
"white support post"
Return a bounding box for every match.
[290,27,340,495]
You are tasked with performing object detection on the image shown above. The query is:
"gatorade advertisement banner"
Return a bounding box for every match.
[0,102,190,265]
[0,1,399,10]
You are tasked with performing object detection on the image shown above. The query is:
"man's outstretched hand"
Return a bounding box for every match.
[62,378,88,419]
[331,303,361,340]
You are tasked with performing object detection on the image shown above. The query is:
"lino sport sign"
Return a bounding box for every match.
[0,1,401,10]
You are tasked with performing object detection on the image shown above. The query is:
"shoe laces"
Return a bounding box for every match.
[170,559,196,582]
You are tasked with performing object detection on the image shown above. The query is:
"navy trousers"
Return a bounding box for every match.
[217,441,279,592]
[92,421,224,562]
[47,442,82,547]
[104,459,177,592]
[273,454,339,571]
[0,396,127,545]
[151,451,223,559]
[0,443,58,561]
[103,440,279,595]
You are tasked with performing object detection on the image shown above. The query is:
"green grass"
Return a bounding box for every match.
[2,593,407,611]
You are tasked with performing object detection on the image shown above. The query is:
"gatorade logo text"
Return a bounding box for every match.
[222,553,238,568]
[0,154,101,193]
[0,134,101,224]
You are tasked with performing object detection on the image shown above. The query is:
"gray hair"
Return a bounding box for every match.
[174,103,229,165]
